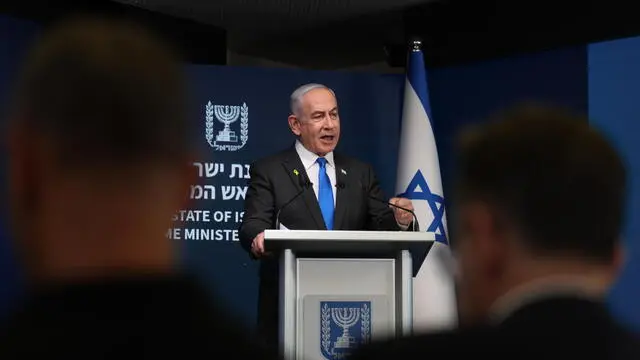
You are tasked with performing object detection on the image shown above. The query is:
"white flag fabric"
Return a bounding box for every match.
[395,45,458,332]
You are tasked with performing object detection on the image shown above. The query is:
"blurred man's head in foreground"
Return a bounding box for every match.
[7,16,192,284]
[452,104,627,324]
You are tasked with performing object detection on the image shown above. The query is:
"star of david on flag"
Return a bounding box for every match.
[398,169,447,244]
[395,39,457,331]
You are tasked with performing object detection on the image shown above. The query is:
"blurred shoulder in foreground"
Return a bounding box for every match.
[350,104,640,360]
[0,16,279,359]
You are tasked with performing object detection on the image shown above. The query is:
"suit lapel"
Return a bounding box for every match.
[282,148,326,229]
[333,154,349,230]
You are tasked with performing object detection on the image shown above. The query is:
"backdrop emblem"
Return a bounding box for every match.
[205,101,249,151]
[320,301,371,360]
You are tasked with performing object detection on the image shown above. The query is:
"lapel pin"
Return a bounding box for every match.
[341,168,347,175]
[293,169,299,176]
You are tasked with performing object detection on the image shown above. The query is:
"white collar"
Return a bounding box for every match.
[295,140,335,170]
[488,275,605,324]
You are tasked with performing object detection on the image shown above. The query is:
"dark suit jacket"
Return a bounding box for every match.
[239,146,413,280]
[0,275,280,359]
[349,296,640,360]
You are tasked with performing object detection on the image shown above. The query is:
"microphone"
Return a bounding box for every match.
[354,181,418,232]
[275,173,313,229]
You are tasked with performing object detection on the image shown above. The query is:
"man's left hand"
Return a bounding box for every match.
[389,197,414,226]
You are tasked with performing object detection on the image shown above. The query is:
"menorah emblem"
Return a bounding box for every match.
[320,301,371,360]
[331,307,360,349]
[204,101,249,152]
[214,104,240,143]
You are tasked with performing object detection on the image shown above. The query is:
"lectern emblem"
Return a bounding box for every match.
[204,101,249,151]
[320,301,371,360]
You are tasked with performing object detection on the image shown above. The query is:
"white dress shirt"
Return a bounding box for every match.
[295,140,337,206]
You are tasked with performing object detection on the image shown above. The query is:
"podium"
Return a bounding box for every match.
[264,230,435,360]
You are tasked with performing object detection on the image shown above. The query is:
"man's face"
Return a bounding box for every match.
[6,125,46,278]
[288,88,340,156]
[6,123,193,281]
[453,201,508,325]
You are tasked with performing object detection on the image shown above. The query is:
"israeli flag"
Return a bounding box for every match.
[395,41,458,332]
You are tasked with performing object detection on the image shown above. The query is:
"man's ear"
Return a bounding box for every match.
[465,202,495,241]
[288,115,301,136]
[6,121,46,239]
[466,202,507,275]
[610,241,626,280]
[7,122,35,202]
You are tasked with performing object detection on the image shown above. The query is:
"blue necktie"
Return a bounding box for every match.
[316,157,334,230]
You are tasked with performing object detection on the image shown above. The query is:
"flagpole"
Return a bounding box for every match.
[396,36,458,331]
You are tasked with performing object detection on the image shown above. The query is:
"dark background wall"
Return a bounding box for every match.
[4,0,640,69]
[0,1,227,65]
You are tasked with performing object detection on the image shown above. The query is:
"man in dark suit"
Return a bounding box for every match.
[0,16,279,359]
[239,83,417,351]
[350,104,640,359]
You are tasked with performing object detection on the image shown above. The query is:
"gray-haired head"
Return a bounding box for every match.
[290,83,336,116]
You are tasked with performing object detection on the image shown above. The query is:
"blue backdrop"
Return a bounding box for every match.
[0,14,637,332]
[180,65,404,325]
[428,47,588,196]
[588,37,640,330]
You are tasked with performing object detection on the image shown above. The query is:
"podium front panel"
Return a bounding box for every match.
[296,258,396,360]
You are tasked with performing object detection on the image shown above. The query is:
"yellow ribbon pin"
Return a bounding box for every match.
[293,169,299,176]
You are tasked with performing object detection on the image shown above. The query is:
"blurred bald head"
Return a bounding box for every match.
[11,16,188,165]
[7,16,193,283]
[452,103,627,325]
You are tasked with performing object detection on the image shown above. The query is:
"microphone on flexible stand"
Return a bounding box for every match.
[350,180,418,232]
[275,173,313,229]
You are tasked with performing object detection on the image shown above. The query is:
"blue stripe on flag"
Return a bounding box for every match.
[398,48,448,245]
[407,50,432,120]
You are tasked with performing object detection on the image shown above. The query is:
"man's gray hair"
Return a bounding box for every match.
[290,83,336,116]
